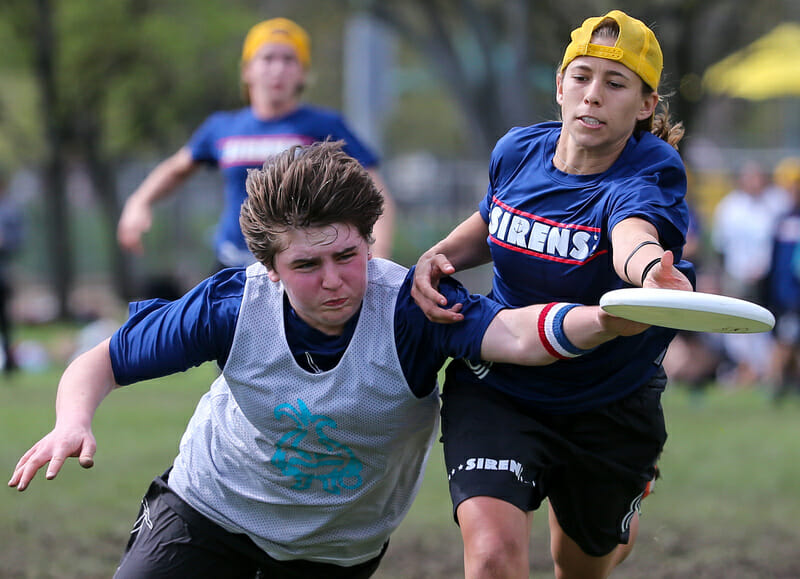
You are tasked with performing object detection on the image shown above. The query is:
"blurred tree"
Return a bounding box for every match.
[357,0,567,156]
[356,0,793,157]
[0,0,262,310]
[0,0,795,313]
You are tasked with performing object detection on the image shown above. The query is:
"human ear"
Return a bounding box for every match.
[555,73,564,105]
[637,92,659,121]
[267,268,281,283]
[241,60,253,86]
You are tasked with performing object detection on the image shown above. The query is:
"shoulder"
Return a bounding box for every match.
[294,104,345,124]
[368,258,409,291]
[209,267,248,299]
[494,122,558,153]
[492,122,558,170]
[627,132,684,172]
[488,122,558,188]
[193,107,253,137]
[604,133,686,197]
[204,107,251,124]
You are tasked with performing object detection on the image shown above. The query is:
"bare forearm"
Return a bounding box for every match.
[54,339,118,430]
[611,217,662,286]
[127,148,196,208]
[481,304,647,365]
[8,339,117,491]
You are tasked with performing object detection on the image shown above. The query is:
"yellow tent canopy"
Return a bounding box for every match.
[703,22,800,100]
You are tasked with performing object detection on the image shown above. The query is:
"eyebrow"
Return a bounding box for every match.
[288,245,360,266]
[570,63,632,81]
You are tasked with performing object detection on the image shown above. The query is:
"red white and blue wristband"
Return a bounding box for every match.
[537,302,594,360]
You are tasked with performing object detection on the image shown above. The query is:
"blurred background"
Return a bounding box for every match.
[1,0,799,315]
[3,0,800,576]
[3,0,800,389]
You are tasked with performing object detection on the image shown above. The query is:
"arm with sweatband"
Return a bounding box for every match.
[479,301,650,366]
[537,303,596,360]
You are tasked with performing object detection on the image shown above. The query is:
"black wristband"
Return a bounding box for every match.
[640,257,662,286]
[623,241,661,284]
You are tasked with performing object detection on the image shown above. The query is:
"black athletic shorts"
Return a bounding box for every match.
[440,363,667,557]
[114,470,387,578]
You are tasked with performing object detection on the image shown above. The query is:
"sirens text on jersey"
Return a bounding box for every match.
[488,198,605,264]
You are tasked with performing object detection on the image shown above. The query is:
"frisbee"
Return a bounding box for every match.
[599,288,775,333]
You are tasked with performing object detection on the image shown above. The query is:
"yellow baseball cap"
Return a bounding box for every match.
[242,18,311,69]
[560,10,662,91]
[774,157,800,188]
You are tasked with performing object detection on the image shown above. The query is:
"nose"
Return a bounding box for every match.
[320,263,343,289]
[584,80,602,105]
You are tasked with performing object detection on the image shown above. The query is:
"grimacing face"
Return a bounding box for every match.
[267,223,371,336]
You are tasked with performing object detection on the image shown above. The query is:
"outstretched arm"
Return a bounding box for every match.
[117,147,198,255]
[8,338,117,491]
[480,303,649,366]
[411,212,493,323]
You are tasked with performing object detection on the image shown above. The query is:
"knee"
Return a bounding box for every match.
[458,496,532,579]
[551,539,632,579]
[464,530,529,578]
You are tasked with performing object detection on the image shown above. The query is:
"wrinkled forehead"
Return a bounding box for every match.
[278,223,365,255]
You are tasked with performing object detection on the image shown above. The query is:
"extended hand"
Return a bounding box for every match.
[117,200,152,254]
[411,252,464,323]
[8,426,96,492]
[643,250,693,291]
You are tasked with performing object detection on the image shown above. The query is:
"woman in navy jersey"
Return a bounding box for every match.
[413,10,694,578]
[10,142,645,578]
[117,18,395,269]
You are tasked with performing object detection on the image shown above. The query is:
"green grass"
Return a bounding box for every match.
[3,350,800,577]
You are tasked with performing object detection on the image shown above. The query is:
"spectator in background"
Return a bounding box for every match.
[0,169,23,375]
[711,161,788,386]
[662,172,726,395]
[765,157,800,403]
[117,17,395,271]
[712,161,788,300]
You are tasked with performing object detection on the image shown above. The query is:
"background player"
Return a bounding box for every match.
[117,17,395,269]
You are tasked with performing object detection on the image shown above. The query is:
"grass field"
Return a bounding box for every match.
[2,338,800,578]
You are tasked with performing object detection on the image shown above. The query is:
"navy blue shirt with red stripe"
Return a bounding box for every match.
[450,122,694,413]
[188,105,379,264]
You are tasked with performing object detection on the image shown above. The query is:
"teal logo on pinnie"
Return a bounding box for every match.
[271,399,363,494]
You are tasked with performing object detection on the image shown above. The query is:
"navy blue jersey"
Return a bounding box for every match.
[767,208,800,313]
[110,264,503,398]
[188,105,379,264]
[462,122,692,413]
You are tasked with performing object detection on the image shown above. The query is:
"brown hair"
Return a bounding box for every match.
[591,19,684,150]
[240,140,384,269]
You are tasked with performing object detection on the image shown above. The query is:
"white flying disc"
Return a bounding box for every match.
[599,288,775,333]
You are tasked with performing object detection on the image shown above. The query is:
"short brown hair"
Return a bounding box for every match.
[240,140,384,269]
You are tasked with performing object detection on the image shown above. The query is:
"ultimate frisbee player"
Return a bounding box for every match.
[412,10,695,578]
[10,142,646,577]
[117,17,395,269]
